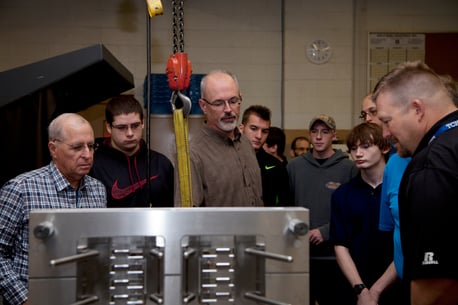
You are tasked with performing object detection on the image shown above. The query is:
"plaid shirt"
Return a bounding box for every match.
[0,162,106,305]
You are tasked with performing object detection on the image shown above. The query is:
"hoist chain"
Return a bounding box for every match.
[169,0,192,207]
[172,0,185,54]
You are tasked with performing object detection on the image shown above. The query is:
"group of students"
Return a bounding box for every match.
[0,62,457,305]
[299,61,458,305]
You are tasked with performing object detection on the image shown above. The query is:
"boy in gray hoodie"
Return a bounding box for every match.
[287,114,358,305]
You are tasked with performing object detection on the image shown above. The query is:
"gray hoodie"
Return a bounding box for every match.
[287,149,358,241]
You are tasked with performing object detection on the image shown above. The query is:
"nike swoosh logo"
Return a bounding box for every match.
[265,165,276,170]
[111,175,159,199]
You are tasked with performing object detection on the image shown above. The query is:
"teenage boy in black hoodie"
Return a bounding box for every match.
[239,105,290,206]
[90,95,174,207]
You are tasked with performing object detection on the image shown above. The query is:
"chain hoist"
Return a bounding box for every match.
[167,0,193,207]
[166,0,192,92]
[172,0,184,54]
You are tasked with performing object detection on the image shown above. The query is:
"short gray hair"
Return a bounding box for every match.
[372,61,445,108]
[48,113,90,141]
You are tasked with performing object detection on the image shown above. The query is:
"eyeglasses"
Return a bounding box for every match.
[359,108,378,120]
[111,122,142,132]
[202,96,242,108]
[54,139,96,152]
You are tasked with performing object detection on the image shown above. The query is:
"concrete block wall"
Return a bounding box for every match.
[1,0,457,138]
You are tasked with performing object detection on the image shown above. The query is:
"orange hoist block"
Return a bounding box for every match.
[166,52,192,91]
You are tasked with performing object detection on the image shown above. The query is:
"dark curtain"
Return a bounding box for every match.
[0,89,57,186]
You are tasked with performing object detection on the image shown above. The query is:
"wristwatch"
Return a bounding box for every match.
[353,283,367,295]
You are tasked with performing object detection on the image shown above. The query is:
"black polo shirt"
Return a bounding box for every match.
[399,110,458,281]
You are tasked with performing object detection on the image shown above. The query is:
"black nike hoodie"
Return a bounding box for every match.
[90,138,174,207]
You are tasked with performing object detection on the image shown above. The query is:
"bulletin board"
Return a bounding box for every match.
[368,33,425,91]
[368,32,458,91]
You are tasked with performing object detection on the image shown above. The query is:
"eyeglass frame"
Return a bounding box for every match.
[53,139,97,152]
[201,96,242,108]
[359,108,378,120]
[110,122,143,132]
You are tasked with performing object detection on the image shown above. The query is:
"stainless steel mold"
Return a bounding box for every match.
[29,207,309,305]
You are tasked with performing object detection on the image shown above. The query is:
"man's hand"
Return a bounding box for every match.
[309,228,324,245]
[357,288,378,305]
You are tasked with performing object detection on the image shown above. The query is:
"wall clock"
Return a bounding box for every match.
[306,39,332,64]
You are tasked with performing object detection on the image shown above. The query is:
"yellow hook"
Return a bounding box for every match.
[146,0,163,18]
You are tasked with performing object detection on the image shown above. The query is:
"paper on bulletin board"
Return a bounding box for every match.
[368,33,425,91]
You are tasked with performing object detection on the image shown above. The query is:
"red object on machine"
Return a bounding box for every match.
[166,52,192,91]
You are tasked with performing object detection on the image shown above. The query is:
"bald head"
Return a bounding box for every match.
[200,70,240,99]
[48,113,93,142]
[48,113,95,188]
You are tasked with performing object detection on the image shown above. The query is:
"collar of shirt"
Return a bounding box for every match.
[49,161,86,192]
[202,124,242,143]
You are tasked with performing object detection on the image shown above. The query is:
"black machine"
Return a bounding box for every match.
[0,44,134,186]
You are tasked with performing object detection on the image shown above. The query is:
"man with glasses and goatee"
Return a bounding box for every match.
[186,69,263,207]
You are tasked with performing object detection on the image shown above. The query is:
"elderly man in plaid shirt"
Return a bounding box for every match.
[0,113,106,305]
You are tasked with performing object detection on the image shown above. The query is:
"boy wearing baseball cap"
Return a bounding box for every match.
[287,113,358,305]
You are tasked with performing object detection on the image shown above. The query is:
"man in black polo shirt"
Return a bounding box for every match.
[373,61,458,305]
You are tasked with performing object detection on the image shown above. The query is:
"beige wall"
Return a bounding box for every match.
[1,0,457,146]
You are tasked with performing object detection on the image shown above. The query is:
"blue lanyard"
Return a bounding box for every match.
[428,119,458,144]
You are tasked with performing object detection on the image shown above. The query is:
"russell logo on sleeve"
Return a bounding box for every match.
[422,252,439,265]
